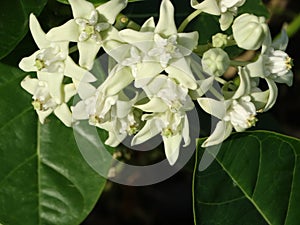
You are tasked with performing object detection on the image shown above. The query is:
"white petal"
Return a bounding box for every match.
[182,114,191,147]
[78,40,102,70]
[64,57,96,83]
[102,66,134,96]
[46,19,80,42]
[19,52,39,72]
[190,77,214,98]
[72,101,89,120]
[232,67,251,99]
[77,82,96,100]
[177,32,199,54]
[29,14,50,49]
[69,0,95,18]
[251,90,269,111]
[134,62,164,88]
[140,17,156,32]
[97,0,127,24]
[105,130,126,147]
[246,55,266,78]
[197,97,226,119]
[36,109,53,124]
[37,72,64,103]
[20,76,39,95]
[64,83,77,102]
[263,78,278,112]
[202,121,232,147]
[219,12,233,31]
[155,0,177,36]
[163,133,182,165]
[191,0,220,15]
[131,119,161,145]
[135,97,168,112]
[54,103,72,127]
[119,30,154,52]
[165,58,197,90]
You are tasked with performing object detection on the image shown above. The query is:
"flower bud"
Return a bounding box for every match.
[202,48,230,76]
[212,33,228,48]
[232,13,268,50]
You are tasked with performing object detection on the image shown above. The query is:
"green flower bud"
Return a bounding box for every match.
[212,33,228,48]
[232,13,269,50]
[202,48,230,76]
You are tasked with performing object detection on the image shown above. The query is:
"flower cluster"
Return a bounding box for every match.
[19,0,293,165]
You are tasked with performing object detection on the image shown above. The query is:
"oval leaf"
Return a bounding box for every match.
[0,0,47,59]
[0,63,107,225]
[194,131,300,225]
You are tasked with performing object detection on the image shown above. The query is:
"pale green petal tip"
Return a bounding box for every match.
[155,0,177,36]
[29,13,50,49]
[163,134,182,166]
[201,121,232,148]
[191,0,220,15]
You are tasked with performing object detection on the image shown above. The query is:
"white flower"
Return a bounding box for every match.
[224,96,257,132]
[132,75,194,165]
[197,67,265,147]
[202,47,230,76]
[148,34,182,68]
[116,0,199,90]
[232,13,269,50]
[72,82,140,147]
[247,29,293,86]
[18,13,96,100]
[46,0,127,70]
[21,76,76,127]
[191,0,246,30]
[198,95,257,147]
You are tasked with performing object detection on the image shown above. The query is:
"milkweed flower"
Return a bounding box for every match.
[191,0,246,30]
[132,75,194,165]
[21,76,76,126]
[18,13,96,99]
[46,0,128,70]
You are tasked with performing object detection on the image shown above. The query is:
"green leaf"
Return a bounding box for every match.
[0,63,107,225]
[0,0,48,60]
[239,0,270,18]
[56,0,108,6]
[193,131,300,225]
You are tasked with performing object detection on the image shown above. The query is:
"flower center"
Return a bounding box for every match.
[162,127,174,137]
[35,46,66,73]
[127,123,139,135]
[89,114,102,125]
[32,99,43,111]
[75,10,110,43]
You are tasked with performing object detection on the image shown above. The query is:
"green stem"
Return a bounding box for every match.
[69,45,78,54]
[178,10,202,33]
[285,13,300,38]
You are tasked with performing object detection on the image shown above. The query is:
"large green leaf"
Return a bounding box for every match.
[0,0,47,60]
[193,131,300,225]
[0,63,107,225]
[56,0,108,6]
